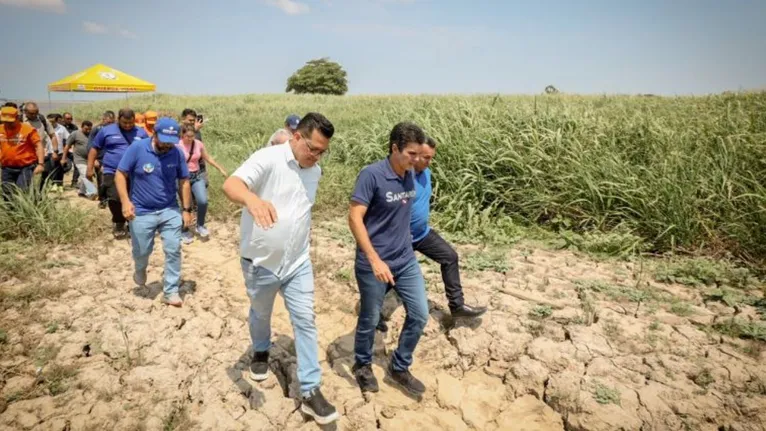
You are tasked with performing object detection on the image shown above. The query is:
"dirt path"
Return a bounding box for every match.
[1,190,765,431]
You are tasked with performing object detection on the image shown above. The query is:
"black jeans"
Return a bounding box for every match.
[1,164,35,200]
[102,173,127,225]
[413,229,464,309]
[39,155,64,192]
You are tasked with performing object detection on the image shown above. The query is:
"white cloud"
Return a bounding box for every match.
[82,21,108,34]
[82,21,137,39]
[266,0,309,15]
[0,0,66,13]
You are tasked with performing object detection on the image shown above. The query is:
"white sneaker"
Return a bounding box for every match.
[197,225,209,238]
[182,231,194,244]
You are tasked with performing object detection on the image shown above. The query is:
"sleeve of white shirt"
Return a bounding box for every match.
[232,150,272,192]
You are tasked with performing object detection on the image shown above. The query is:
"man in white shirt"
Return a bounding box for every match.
[48,113,70,190]
[222,112,339,426]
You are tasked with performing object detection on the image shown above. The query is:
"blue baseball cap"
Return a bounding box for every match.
[155,117,181,144]
[286,114,301,130]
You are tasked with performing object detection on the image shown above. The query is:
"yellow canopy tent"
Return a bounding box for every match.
[47,63,155,108]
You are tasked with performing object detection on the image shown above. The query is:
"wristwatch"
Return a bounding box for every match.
[183,207,192,213]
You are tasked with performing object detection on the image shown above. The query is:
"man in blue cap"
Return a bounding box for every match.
[268,113,301,146]
[115,117,192,307]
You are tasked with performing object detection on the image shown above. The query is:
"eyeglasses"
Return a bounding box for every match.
[302,135,328,157]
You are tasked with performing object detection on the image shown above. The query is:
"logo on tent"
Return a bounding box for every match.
[99,72,117,80]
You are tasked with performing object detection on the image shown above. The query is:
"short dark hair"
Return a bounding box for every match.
[389,122,425,154]
[181,124,196,135]
[181,108,196,118]
[3,102,18,108]
[47,113,62,121]
[81,120,93,128]
[425,136,437,148]
[103,110,115,120]
[296,112,334,140]
[118,108,135,120]
[63,112,73,118]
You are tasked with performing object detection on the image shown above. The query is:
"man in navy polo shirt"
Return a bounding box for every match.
[348,121,429,397]
[116,117,192,307]
[87,108,148,238]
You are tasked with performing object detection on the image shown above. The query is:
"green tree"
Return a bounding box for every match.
[286,58,348,95]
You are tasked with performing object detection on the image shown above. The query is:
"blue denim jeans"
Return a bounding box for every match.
[354,259,428,372]
[129,208,183,295]
[240,258,320,394]
[190,178,208,227]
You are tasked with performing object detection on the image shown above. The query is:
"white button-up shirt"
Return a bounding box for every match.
[232,143,320,279]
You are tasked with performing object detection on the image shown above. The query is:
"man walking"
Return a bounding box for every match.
[115,117,192,307]
[349,122,429,397]
[376,136,487,332]
[268,114,301,146]
[48,113,70,191]
[88,110,115,208]
[62,121,96,199]
[0,104,44,199]
[61,112,79,187]
[21,103,58,193]
[88,109,148,238]
[222,112,339,425]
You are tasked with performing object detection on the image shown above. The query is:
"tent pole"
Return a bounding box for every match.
[48,92,52,112]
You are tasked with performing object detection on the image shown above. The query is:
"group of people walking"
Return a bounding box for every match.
[1,106,487,426]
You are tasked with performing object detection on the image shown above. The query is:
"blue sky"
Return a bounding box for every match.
[1,0,764,101]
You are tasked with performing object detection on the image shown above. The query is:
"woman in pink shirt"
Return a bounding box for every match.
[177,124,228,241]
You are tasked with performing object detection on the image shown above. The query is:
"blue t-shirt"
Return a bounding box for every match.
[410,168,432,243]
[117,138,190,216]
[92,124,148,174]
[351,158,417,273]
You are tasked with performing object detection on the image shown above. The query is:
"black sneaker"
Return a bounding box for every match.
[113,223,127,239]
[301,387,339,425]
[249,351,269,381]
[376,314,388,332]
[450,303,488,318]
[352,362,379,393]
[385,362,425,395]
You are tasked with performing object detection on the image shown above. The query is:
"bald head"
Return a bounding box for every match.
[24,102,39,119]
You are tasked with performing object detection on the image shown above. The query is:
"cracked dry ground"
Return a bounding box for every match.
[2,216,766,431]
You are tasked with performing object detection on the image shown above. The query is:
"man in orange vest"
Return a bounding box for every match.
[143,111,158,137]
[0,104,44,199]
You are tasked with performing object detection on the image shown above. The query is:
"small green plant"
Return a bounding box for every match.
[602,319,621,340]
[559,228,646,258]
[463,250,510,273]
[592,383,621,405]
[0,328,7,344]
[649,320,660,331]
[46,321,59,334]
[529,305,553,320]
[670,302,694,317]
[654,258,753,288]
[334,268,353,283]
[690,368,715,389]
[713,318,766,342]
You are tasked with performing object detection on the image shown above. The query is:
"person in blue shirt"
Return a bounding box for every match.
[87,108,148,238]
[348,122,429,397]
[376,136,487,333]
[115,117,192,307]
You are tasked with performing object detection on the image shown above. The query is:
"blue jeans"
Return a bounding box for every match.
[191,178,208,227]
[354,259,428,372]
[130,208,183,295]
[241,258,320,394]
[1,164,35,200]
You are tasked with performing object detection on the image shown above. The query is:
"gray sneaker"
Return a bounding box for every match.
[162,293,183,307]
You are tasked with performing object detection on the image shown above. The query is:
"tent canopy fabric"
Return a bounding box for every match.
[48,64,155,93]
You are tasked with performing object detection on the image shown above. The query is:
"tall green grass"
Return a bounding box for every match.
[66,92,766,263]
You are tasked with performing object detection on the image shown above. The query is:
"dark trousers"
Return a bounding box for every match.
[96,167,106,202]
[1,164,35,200]
[102,173,127,225]
[413,229,465,309]
[39,155,64,192]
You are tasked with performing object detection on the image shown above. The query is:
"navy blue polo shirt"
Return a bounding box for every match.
[92,124,148,174]
[117,138,190,216]
[351,158,417,273]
